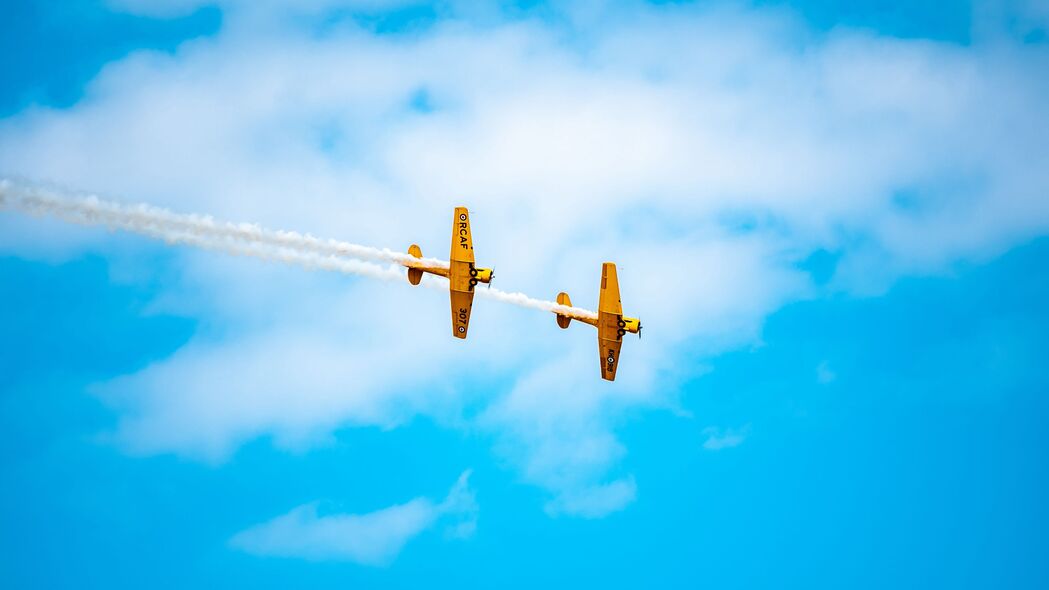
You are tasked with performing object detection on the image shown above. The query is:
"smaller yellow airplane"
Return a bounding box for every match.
[554,262,642,381]
[403,207,494,339]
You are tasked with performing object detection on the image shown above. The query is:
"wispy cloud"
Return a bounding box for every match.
[702,425,751,451]
[230,470,476,565]
[817,361,837,385]
[545,477,637,518]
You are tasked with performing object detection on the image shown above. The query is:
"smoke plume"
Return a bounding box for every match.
[1,179,597,319]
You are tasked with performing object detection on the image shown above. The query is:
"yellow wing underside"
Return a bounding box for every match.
[599,335,623,381]
[597,262,625,381]
[598,262,623,315]
[451,206,474,263]
[450,288,474,339]
[448,207,476,338]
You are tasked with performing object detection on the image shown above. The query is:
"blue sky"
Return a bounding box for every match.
[1,0,1049,588]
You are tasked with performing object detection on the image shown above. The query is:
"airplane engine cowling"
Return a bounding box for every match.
[556,292,572,329]
[407,244,423,285]
[472,267,495,284]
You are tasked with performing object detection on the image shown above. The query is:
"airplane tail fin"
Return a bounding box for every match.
[407,244,423,285]
[555,292,573,329]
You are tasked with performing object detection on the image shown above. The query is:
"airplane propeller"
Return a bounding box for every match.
[488,268,495,289]
[638,324,643,340]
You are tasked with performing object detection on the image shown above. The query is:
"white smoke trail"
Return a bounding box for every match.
[0,179,448,269]
[480,287,595,319]
[95,224,407,283]
[0,179,599,319]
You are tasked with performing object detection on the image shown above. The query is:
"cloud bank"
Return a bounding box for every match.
[1,1,1047,516]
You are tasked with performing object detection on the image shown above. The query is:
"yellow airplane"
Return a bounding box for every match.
[404,207,494,339]
[554,262,642,381]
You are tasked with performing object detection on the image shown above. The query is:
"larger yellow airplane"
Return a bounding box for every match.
[553,262,642,381]
[403,207,494,338]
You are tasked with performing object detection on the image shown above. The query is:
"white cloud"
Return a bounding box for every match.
[702,425,750,451]
[230,469,476,565]
[2,2,1048,517]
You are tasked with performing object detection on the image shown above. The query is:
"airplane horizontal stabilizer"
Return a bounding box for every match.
[407,244,423,285]
[556,292,573,329]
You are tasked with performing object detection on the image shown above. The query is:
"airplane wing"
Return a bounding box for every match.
[448,207,477,339]
[450,288,474,339]
[598,262,623,315]
[450,206,475,263]
[597,262,625,381]
[599,335,623,381]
